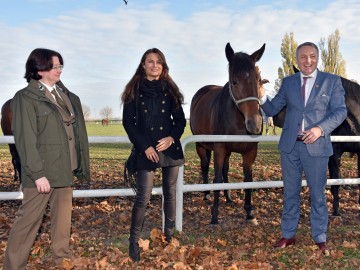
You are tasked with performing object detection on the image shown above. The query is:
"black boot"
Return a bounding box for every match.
[165,233,172,243]
[164,220,175,243]
[129,206,145,262]
[129,241,140,262]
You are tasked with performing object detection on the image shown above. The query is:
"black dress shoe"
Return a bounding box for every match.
[273,237,296,248]
[316,242,329,255]
[129,242,140,262]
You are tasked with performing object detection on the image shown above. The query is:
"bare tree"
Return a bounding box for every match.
[82,104,91,121]
[99,106,113,120]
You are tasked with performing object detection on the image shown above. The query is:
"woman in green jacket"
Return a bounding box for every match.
[4,48,90,270]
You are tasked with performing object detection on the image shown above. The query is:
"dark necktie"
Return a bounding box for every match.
[51,88,70,115]
[299,77,310,134]
[302,77,310,104]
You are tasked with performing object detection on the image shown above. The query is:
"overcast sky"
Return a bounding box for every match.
[0,0,359,119]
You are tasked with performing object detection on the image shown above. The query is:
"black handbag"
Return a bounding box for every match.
[124,87,139,193]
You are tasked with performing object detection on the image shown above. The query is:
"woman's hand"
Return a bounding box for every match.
[145,146,159,163]
[156,136,174,152]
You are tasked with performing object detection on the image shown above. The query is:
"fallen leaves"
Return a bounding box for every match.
[342,240,357,249]
[0,145,359,269]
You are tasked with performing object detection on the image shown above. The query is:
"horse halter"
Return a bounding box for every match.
[228,82,260,107]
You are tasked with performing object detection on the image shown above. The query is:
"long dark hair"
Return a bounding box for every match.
[121,48,184,109]
[24,48,63,82]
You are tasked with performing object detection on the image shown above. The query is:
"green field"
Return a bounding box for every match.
[85,122,196,138]
[0,121,279,136]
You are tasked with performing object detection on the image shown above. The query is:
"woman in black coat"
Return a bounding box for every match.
[121,48,186,261]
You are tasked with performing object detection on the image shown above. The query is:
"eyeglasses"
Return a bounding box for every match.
[52,65,64,71]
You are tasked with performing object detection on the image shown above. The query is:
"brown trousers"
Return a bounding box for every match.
[3,187,73,270]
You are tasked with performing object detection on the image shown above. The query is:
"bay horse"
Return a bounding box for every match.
[101,119,109,126]
[190,42,265,224]
[1,99,21,181]
[273,67,360,216]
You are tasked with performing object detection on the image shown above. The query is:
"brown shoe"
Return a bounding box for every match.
[316,242,329,255]
[273,237,296,249]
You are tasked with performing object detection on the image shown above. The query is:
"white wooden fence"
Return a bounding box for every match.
[1,135,360,232]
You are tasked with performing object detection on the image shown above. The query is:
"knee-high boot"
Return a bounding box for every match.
[164,218,175,243]
[129,206,145,261]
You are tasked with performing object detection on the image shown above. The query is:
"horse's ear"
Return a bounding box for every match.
[293,65,299,73]
[225,42,234,62]
[250,43,266,63]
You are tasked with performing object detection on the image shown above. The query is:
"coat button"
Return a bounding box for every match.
[161,109,165,113]
[150,127,154,131]
[159,126,163,130]
[144,109,147,113]
[141,102,144,105]
[162,100,165,104]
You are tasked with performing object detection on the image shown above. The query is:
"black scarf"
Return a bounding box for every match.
[139,78,166,127]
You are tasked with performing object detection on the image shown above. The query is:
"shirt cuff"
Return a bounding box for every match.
[317,125,325,136]
[259,95,267,105]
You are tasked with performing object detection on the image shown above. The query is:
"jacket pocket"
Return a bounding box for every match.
[312,95,330,108]
[36,104,56,135]
[38,143,61,179]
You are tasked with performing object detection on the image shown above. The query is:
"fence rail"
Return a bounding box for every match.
[1,135,360,232]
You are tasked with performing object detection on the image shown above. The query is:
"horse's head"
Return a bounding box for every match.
[225,43,265,134]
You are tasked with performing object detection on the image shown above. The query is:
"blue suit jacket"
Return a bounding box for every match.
[261,70,347,156]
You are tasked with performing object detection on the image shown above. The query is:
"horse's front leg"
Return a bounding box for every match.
[196,144,211,200]
[222,154,233,203]
[328,151,342,216]
[242,148,257,224]
[210,148,225,224]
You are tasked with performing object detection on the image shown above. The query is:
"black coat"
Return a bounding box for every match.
[123,86,186,170]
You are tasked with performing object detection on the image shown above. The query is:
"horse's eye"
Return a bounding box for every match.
[232,81,238,85]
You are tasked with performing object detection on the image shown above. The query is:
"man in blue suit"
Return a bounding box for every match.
[259,42,347,254]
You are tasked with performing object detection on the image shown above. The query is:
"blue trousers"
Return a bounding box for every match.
[280,141,329,243]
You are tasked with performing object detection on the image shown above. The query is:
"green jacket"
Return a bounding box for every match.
[11,79,90,188]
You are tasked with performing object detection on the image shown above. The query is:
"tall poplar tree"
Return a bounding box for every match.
[319,29,347,78]
[274,32,298,92]
[275,29,348,94]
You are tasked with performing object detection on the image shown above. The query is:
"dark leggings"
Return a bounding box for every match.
[129,166,179,243]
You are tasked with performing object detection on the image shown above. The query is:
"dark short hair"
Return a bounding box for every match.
[296,42,319,58]
[24,48,63,82]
